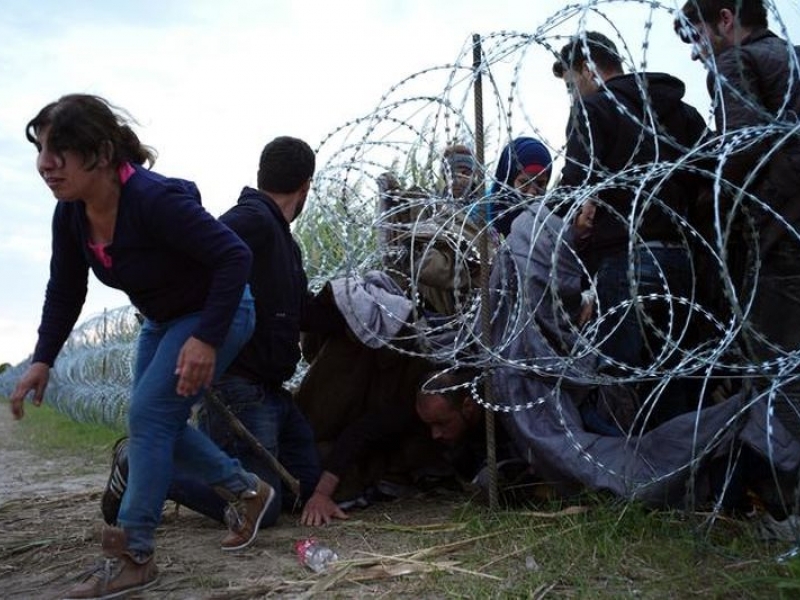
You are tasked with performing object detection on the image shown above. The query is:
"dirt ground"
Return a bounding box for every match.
[0,414,470,599]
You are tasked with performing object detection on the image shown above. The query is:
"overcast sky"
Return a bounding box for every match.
[1,0,798,366]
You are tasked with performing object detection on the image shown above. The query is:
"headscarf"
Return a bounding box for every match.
[490,137,552,195]
[488,137,553,237]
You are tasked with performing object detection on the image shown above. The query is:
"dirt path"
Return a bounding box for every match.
[0,416,108,504]
[0,413,465,599]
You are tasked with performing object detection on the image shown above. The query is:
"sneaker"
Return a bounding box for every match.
[218,477,275,551]
[755,513,800,542]
[101,438,129,526]
[63,526,158,600]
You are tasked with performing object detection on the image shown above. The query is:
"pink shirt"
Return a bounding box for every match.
[87,163,135,268]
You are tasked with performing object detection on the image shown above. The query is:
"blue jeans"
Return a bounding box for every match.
[118,290,256,555]
[167,375,321,526]
[595,245,692,427]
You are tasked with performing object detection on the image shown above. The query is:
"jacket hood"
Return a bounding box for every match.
[237,186,287,227]
[237,185,268,205]
[605,72,688,119]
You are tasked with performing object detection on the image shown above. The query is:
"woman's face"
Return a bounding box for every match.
[35,125,106,202]
[513,170,549,197]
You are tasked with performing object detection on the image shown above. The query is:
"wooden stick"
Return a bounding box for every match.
[204,388,301,497]
[472,32,499,511]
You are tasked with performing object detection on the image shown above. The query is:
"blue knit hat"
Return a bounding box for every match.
[491,137,552,194]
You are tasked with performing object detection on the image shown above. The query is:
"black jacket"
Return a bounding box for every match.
[710,29,800,253]
[559,72,709,258]
[220,187,342,386]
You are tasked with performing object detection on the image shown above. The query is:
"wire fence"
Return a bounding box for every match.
[1,0,799,537]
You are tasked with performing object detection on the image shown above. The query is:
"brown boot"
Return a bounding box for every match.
[218,477,275,551]
[63,526,158,599]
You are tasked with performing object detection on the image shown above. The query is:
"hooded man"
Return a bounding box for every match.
[673,0,800,527]
[552,31,709,428]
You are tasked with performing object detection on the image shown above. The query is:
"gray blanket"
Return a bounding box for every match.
[493,203,800,506]
[328,202,800,506]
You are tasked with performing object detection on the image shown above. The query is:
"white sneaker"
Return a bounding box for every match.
[755,513,800,541]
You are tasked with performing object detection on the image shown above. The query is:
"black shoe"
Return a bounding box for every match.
[101,437,129,525]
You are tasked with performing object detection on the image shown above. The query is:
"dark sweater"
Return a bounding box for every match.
[220,187,307,386]
[559,72,709,259]
[220,187,344,386]
[33,165,252,365]
[708,29,800,251]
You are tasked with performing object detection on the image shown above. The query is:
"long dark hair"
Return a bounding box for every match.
[26,94,157,169]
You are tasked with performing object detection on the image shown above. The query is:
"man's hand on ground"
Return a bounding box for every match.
[300,492,349,526]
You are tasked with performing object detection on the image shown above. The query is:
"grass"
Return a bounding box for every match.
[2,395,799,598]
[294,493,800,599]
[393,500,800,599]
[227,494,800,599]
[0,397,124,460]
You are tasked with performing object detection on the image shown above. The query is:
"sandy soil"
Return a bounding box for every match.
[0,424,107,505]
[0,414,467,599]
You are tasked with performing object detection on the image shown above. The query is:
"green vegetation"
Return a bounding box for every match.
[295,177,380,284]
[435,502,800,599]
[0,397,124,460]
[1,394,798,598]
[310,499,800,599]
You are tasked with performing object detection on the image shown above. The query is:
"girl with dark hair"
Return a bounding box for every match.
[10,94,273,599]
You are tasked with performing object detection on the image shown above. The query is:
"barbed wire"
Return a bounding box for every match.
[1,0,799,538]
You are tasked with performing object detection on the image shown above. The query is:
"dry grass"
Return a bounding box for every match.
[2,399,800,599]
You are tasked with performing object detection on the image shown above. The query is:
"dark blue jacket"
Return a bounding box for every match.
[33,165,252,365]
[220,187,342,386]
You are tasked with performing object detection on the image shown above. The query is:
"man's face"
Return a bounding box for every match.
[562,62,599,100]
[449,165,475,199]
[291,179,312,222]
[292,193,307,221]
[680,9,739,65]
[689,21,728,64]
[415,393,471,445]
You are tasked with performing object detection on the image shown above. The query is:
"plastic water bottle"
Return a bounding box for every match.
[295,538,338,573]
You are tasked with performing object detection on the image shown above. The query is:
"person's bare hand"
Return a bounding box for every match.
[175,336,216,397]
[10,362,50,420]
[575,199,597,239]
[578,293,595,326]
[300,492,349,526]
